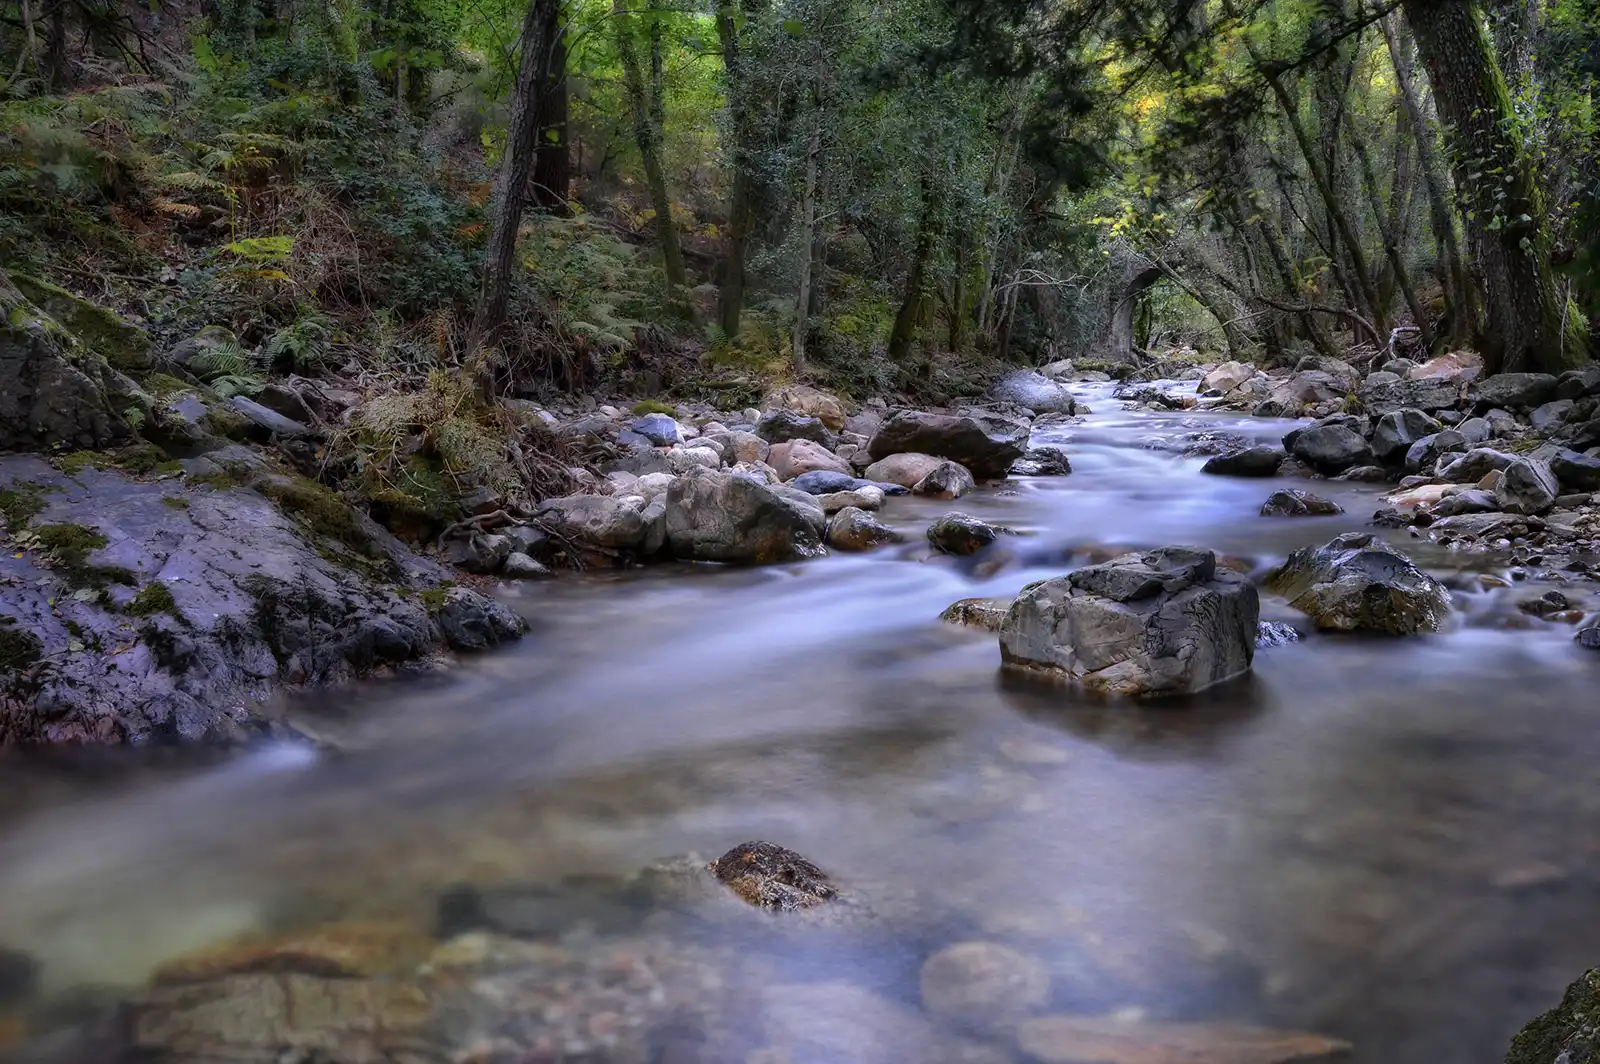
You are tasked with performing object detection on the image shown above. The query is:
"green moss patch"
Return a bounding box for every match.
[0,618,42,677]
[419,583,455,612]
[258,476,378,558]
[10,273,154,371]
[631,399,678,416]
[161,496,191,511]
[126,581,181,620]
[0,482,51,529]
[32,523,137,590]
[58,443,180,477]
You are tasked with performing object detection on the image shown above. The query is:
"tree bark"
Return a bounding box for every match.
[1403,0,1587,371]
[45,0,67,88]
[1381,12,1475,348]
[1103,263,1162,363]
[1353,131,1432,350]
[531,0,570,214]
[614,0,689,295]
[791,112,821,374]
[469,0,558,359]
[715,0,760,339]
[887,176,938,364]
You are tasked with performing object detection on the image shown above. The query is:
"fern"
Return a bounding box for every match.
[265,314,331,370]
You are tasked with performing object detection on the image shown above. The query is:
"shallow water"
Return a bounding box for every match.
[2,381,1599,1062]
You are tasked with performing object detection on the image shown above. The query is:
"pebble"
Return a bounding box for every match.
[920,941,1051,1032]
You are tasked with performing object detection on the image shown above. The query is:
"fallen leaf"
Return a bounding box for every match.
[1017,1015,1352,1064]
[68,640,84,653]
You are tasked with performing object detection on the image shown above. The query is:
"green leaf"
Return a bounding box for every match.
[782,18,805,35]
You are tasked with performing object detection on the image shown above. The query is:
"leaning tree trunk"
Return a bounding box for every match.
[1101,262,1162,363]
[614,0,689,297]
[531,0,570,214]
[1403,0,1587,372]
[469,0,558,361]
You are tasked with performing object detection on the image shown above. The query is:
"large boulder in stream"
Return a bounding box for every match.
[998,547,1259,697]
[1265,532,1450,635]
[665,466,826,563]
[1505,968,1600,1064]
[868,411,1028,480]
[1371,409,1442,464]
[1285,418,1372,473]
[1201,446,1285,478]
[988,370,1077,415]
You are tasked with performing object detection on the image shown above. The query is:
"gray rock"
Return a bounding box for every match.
[161,324,236,370]
[1265,532,1450,635]
[1288,421,1373,473]
[441,532,511,573]
[755,409,835,448]
[536,495,650,554]
[1256,620,1300,648]
[629,412,682,446]
[1549,447,1600,491]
[940,598,1013,631]
[228,395,313,439]
[913,460,976,500]
[1371,409,1443,463]
[1011,444,1073,476]
[1580,625,1600,651]
[818,487,885,514]
[255,383,317,426]
[1201,446,1285,477]
[1432,489,1500,517]
[602,441,672,476]
[1531,399,1576,433]
[1363,377,1463,415]
[501,552,551,579]
[1497,457,1560,515]
[1261,489,1344,517]
[926,512,1004,556]
[1437,447,1519,483]
[1557,366,1600,400]
[787,469,906,496]
[999,546,1259,697]
[1364,370,1401,390]
[664,466,825,564]
[1456,416,1493,444]
[1475,372,1560,411]
[989,370,1077,415]
[1334,465,1390,482]
[430,587,526,652]
[826,507,903,551]
[638,495,668,556]
[868,411,1028,480]
[1404,430,1469,474]
[1294,355,1361,390]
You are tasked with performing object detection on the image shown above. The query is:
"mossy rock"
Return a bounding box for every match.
[631,399,679,416]
[1507,969,1600,1064]
[126,582,181,620]
[0,618,42,678]
[58,443,180,477]
[9,272,154,371]
[0,482,51,529]
[256,475,379,559]
[32,523,137,590]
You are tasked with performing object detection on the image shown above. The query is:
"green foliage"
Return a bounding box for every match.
[520,217,661,351]
[126,582,182,620]
[257,475,379,557]
[0,483,50,529]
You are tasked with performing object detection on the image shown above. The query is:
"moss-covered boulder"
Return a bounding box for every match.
[9,272,154,371]
[1507,969,1600,1064]
[1,274,136,452]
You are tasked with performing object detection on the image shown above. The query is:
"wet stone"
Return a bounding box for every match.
[919,940,1050,1033]
[0,947,39,1007]
[708,841,838,912]
[1260,489,1344,517]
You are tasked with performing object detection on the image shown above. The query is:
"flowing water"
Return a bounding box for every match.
[2,382,1599,1062]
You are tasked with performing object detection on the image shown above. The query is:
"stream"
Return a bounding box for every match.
[2,381,1599,1062]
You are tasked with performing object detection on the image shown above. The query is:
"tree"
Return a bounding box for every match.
[470,0,560,360]
[531,0,572,214]
[715,0,765,339]
[613,0,689,298]
[1403,0,1588,372]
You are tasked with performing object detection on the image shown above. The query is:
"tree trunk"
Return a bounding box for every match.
[888,176,938,364]
[469,0,557,359]
[1103,263,1162,363]
[1353,132,1432,350]
[1381,12,1475,348]
[614,0,688,296]
[791,114,821,374]
[45,0,67,88]
[531,0,570,214]
[715,1,758,338]
[1403,0,1587,371]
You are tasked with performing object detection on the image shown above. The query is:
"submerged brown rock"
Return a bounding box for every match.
[708,840,838,912]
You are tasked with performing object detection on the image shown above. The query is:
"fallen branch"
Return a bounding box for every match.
[1252,295,1384,350]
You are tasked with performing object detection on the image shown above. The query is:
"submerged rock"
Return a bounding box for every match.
[1260,489,1344,517]
[867,411,1028,480]
[999,546,1259,697]
[920,941,1050,1033]
[940,597,1013,631]
[1265,532,1450,635]
[1012,444,1073,476]
[1017,1015,1352,1064]
[912,460,976,500]
[827,507,903,552]
[1505,968,1600,1064]
[1202,446,1285,478]
[708,841,838,912]
[927,512,1004,556]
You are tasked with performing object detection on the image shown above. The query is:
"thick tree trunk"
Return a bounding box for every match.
[469,0,558,360]
[888,177,938,365]
[1382,13,1475,348]
[45,0,67,88]
[1403,0,1587,371]
[1103,263,1162,363]
[791,116,821,374]
[531,1,570,214]
[614,0,688,296]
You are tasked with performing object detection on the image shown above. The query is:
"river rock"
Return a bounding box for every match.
[1372,409,1443,464]
[225,395,313,440]
[1410,350,1483,384]
[1475,372,1560,411]
[990,370,1077,414]
[630,412,682,446]
[920,941,1050,1032]
[1580,625,1600,651]
[1532,398,1577,433]
[827,507,903,551]
[1497,457,1560,516]
[1456,416,1493,444]
[867,411,1028,480]
[1200,361,1255,395]
[1557,365,1600,400]
[0,947,37,1007]
[1296,354,1361,390]
[1256,620,1300,647]
[1260,489,1344,517]
[927,512,1003,556]
[536,494,649,553]
[762,383,848,431]
[940,598,1012,631]
[1505,967,1600,1064]
[441,531,511,573]
[1202,446,1285,477]
[1011,444,1073,476]
[1265,532,1450,635]
[1365,376,1464,416]
[1437,447,1518,483]
[432,587,527,651]
[913,460,976,500]
[708,841,837,911]
[865,452,947,488]
[1288,420,1372,473]
[767,438,853,481]
[1017,1015,1352,1064]
[1404,430,1468,474]
[819,486,885,513]
[501,551,551,578]
[756,409,836,448]
[998,546,1259,697]
[1549,448,1600,491]
[666,445,721,474]
[1433,489,1500,517]
[664,466,825,564]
